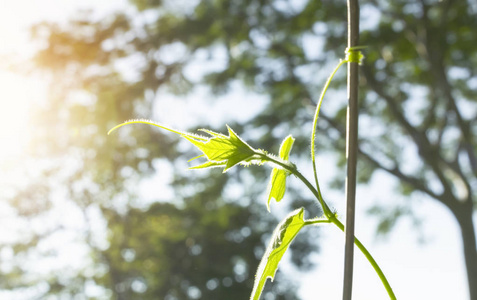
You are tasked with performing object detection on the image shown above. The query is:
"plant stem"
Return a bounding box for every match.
[310,59,347,196]
[330,217,396,300]
[304,219,331,226]
[298,169,396,299]
[257,153,333,217]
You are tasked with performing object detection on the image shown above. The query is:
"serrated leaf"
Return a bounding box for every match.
[197,128,228,138]
[250,208,306,300]
[267,135,295,211]
[183,125,256,172]
[108,120,258,172]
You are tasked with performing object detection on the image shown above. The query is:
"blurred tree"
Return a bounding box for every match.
[96,189,302,300]
[5,0,476,299]
[2,1,320,300]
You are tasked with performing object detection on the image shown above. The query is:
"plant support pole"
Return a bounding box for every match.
[343,0,360,299]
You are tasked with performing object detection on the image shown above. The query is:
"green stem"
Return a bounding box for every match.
[310,59,347,194]
[304,219,331,226]
[329,217,396,300]
[256,153,333,217]
[305,177,396,299]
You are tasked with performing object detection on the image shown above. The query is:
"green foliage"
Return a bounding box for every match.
[250,208,306,300]
[184,126,259,172]
[98,199,300,299]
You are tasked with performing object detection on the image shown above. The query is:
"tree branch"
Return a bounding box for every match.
[319,113,443,202]
[420,0,477,177]
[361,65,459,201]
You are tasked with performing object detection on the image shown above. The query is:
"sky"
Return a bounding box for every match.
[0,1,473,299]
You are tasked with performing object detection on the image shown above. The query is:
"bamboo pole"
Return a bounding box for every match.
[343,0,360,299]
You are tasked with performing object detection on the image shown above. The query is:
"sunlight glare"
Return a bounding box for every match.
[0,71,45,166]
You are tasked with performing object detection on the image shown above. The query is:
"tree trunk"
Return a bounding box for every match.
[453,202,477,300]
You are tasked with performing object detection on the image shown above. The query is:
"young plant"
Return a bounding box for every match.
[108,48,396,299]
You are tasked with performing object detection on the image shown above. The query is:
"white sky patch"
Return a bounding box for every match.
[360,3,381,31]
[0,71,45,180]
[299,169,469,300]
[138,158,175,205]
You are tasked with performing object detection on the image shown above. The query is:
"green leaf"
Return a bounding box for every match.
[267,135,295,211]
[278,135,294,160]
[250,208,306,300]
[108,120,259,172]
[183,125,257,172]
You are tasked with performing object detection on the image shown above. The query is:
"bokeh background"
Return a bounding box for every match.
[0,0,476,299]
